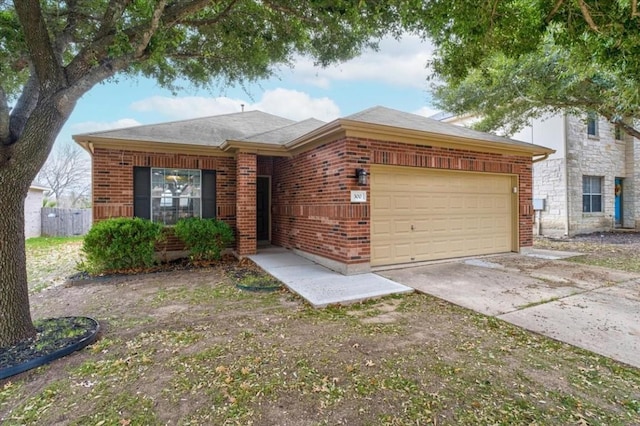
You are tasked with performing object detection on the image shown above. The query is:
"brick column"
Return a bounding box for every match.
[236,152,257,255]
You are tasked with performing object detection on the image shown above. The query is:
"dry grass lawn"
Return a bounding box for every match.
[0,236,638,425]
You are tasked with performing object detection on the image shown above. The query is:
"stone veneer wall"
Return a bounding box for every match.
[272,136,533,269]
[625,131,640,229]
[533,157,567,237]
[564,115,634,235]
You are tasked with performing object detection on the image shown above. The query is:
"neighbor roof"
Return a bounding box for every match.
[73,106,554,157]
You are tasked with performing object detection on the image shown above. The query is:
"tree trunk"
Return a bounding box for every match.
[0,185,36,347]
[0,96,72,348]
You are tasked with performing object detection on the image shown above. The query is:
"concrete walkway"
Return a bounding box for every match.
[380,252,640,369]
[248,246,413,308]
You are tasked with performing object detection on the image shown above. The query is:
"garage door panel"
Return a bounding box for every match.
[393,195,413,210]
[371,220,392,237]
[394,242,412,258]
[371,166,516,266]
[371,244,392,262]
[392,219,412,235]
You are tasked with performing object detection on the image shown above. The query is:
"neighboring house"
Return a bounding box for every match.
[25,183,49,238]
[73,106,551,274]
[440,112,640,237]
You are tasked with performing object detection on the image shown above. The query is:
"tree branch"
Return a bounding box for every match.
[577,0,599,32]
[176,0,239,26]
[488,0,500,29]
[546,0,565,22]
[53,0,78,54]
[66,0,242,89]
[9,71,39,142]
[13,0,67,95]
[633,0,640,18]
[0,87,9,144]
[64,51,149,104]
[93,0,132,42]
[605,114,640,140]
[162,0,221,26]
[132,0,168,57]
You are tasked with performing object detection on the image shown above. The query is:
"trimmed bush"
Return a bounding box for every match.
[80,217,163,274]
[174,217,234,261]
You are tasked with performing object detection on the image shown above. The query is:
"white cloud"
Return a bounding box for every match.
[253,89,340,121]
[71,118,142,134]
[129,89,341,122]
[286,34,434,89]
[131,96,244,119]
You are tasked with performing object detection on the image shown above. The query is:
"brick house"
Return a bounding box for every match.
[74,106,552,274]
[439,112,640,237]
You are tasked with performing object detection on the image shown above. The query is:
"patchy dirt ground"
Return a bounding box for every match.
[534,231,640,273]
[2,239,639,425]
[25,237,84,293]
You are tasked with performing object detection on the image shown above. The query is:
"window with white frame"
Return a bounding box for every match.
[582,176,603,213]
[133,167,216,224]
[586,112,598,137]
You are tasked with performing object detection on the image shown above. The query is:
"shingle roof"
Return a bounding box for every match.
[343,106,543,151]
[237,118,326,145]
[75,110,295,147]
[74,105,553,156]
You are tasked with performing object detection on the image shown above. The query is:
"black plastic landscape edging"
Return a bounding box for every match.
[0,317,101,380]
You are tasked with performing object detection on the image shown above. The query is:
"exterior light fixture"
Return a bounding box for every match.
[356,168,368,186]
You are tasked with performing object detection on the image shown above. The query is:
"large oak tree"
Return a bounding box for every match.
[0,0,407,347]
[413,0,640,137]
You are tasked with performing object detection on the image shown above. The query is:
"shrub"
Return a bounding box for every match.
[80,217,163,274]
[173,217,234,261]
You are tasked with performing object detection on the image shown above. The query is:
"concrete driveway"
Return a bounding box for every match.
[379,252,640,369]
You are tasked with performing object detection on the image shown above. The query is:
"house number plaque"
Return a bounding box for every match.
[350,190,367,203]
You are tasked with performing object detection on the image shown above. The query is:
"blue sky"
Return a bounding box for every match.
[58,35,438,150]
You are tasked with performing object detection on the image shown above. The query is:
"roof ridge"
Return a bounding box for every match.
[75,110,291,137]
[240,118,325,141]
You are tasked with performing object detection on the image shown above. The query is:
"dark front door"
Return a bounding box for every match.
[256,176,270,241]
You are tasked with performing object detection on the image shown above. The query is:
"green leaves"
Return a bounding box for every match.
[173,217,234,262]
[80,217,163,274]
[417,0,640,137]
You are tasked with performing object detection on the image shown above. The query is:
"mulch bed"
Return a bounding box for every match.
[0,317,100,379]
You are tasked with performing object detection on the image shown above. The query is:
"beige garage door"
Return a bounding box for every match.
[371,165,517,266]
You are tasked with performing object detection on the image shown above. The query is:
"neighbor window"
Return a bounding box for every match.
[614,124,624,141]
[133,167,216,224]
[583,176,603,213]
[587,112,598,137]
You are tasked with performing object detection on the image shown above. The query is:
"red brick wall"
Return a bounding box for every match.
[257,156,274,176]
[272,139,370,265]
[236,152,257,255]
[272,137,533,265]
[92,148,237,250]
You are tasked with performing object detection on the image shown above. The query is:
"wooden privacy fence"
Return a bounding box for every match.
[41,208,92,237]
